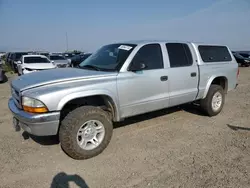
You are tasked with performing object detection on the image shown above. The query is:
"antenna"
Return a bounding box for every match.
[66,32,68,52]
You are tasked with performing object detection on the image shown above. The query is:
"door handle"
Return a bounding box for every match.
[160,76,168,81]
[191,72,197,77]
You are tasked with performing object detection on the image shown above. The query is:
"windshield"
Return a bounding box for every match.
[15,52,28,60]
[24,56,50,63]
[79,43,136,71]
[50,55,66,60]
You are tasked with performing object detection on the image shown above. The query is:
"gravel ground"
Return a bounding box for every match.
[0,68,249,188]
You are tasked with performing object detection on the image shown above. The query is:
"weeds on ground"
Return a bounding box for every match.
[1,61,14,74]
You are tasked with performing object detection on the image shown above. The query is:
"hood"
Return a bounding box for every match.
[11,68,117,91]
[23,63,56,70]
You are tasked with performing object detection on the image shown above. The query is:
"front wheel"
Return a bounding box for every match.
[200,85,225,117]
[59,106,113,160]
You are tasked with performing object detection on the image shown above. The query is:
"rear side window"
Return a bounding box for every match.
[166,43,193,68]
[198,45,232,63]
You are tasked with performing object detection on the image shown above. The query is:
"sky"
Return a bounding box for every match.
[0,0,250,52]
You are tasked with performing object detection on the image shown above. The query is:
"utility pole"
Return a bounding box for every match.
[66,32,68,52]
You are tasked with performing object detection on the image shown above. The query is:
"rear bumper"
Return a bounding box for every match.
[8,98,60,136]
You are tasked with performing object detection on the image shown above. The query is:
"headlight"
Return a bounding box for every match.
[22,96,48,113]
[244,60,250,63]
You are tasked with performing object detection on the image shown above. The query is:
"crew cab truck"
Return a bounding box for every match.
[8,40,238,159]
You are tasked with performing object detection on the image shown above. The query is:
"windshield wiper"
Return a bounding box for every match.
[80,65,101,71]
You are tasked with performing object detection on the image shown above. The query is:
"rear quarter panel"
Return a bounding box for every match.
[191,44,238,99]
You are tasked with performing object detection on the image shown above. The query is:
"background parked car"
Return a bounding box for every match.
[232,51,250,67]
[33,51,49,57]
[70,53,92,67]
[239,52,250,59]
[10,52,28,72]
[49,54,71,68]
[62,52,75,61]
[0,61,6,83]
[6,52,13,66]
[17,55,56,75]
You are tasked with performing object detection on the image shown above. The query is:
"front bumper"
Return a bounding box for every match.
[8,98,60,136]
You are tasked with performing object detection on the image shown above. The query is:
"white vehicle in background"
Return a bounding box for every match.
[17,55,57,75]
[49,54,71,68]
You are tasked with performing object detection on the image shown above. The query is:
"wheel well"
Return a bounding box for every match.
[60,95,117,121]
[211,77,228,92]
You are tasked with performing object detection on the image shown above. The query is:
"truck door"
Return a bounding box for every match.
[117,43,169,118]
[166,43,199,107]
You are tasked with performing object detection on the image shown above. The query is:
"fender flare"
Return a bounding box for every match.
[57,89,120,121]
[202,75,227,99]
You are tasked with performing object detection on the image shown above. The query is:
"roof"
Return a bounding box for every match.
[119,39,194,45]
[115,39,225,47]
[22,54,47,58]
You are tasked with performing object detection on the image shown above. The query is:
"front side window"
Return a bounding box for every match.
[79,43,137,71]
[24,56,50,63]
[130,43,164,70]
[166,43,193,68]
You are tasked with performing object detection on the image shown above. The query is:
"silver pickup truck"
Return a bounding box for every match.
[8,40,239,159]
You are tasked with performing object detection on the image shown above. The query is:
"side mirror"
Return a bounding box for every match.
[51,61,54,63]
[129,62,147,72]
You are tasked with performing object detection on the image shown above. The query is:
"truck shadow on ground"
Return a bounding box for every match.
[50,172,89,188]
[114,103,206,128]
[227,124,250,131]
[22,103,205,145]
[22,132,59,145]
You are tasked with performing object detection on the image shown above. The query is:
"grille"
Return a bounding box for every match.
[11,87,22,109]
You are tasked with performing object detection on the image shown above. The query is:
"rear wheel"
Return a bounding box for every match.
[200,85,225,116]
[59,106,113,160]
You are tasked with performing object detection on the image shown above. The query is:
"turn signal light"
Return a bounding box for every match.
[23,105,48,113]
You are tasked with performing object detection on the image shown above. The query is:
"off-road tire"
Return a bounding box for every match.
[200,85,225,117]
[59,106,113,160]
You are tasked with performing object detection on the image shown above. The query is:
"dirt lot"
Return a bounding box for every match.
[0,68,249,188]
